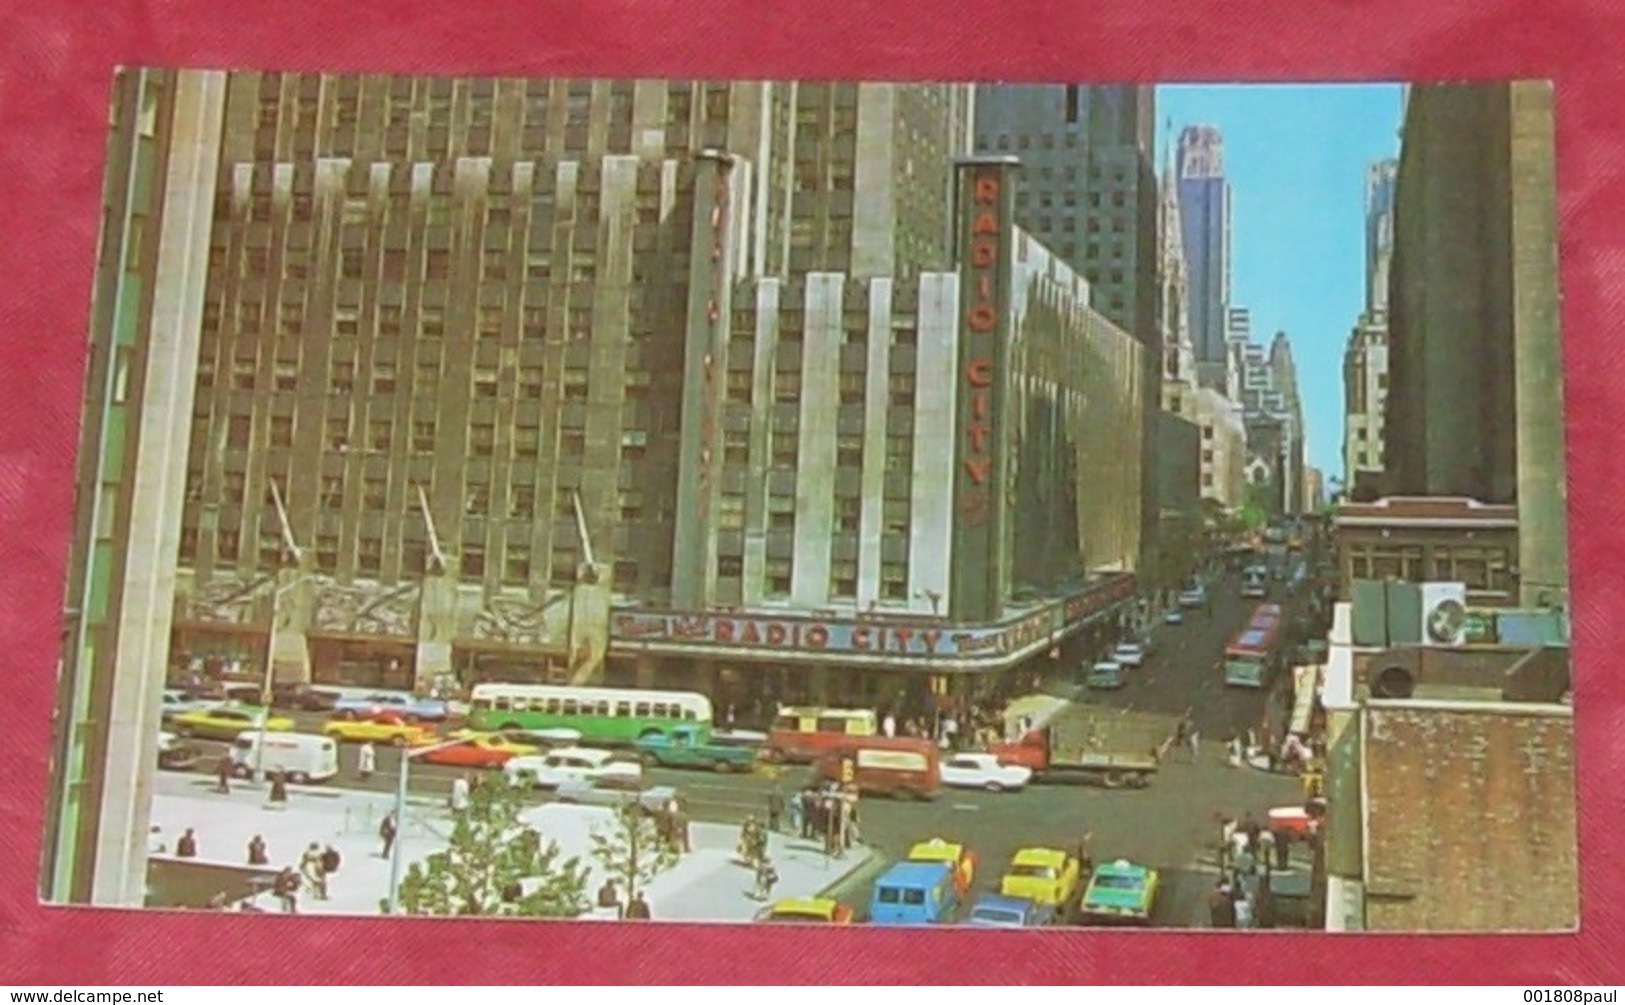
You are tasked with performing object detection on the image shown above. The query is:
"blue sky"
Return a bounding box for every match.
[1153,83,1404,486]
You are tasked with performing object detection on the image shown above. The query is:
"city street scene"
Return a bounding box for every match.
[42,73,1575,932]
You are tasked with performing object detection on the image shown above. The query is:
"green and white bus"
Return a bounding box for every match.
[465,683,714,745]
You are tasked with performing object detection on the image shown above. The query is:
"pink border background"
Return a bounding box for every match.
[1,0,1620,985]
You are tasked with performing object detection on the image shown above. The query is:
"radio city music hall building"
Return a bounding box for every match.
[69,71,1151,724]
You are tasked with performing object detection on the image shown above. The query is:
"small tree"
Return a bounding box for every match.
[390,777,590,918]
[589,800,678,904]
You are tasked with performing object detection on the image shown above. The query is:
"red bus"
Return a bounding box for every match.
[1222,604,1284,688]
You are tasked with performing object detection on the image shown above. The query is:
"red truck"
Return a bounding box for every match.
[989,698,1180,790]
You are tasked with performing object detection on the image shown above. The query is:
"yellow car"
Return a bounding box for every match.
[907,839,977,898]
[756,897,855,924]
[999,847,1082,909]
[171,704,294,742]
[323,717,432,746]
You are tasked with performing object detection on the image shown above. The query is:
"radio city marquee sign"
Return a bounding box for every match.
[610,573,1136,663]
[951,157,1018,623]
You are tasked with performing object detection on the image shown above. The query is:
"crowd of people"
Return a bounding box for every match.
[1206,809,1317,929]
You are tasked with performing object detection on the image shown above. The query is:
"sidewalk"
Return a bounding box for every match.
[148,773,876,921]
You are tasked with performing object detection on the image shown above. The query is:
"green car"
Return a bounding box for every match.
[1079,859,1159,925]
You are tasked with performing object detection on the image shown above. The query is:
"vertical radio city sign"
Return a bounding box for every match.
[950,157,1019,623]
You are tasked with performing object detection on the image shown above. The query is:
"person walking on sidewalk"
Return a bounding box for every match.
[300,842,329,901]
[357,741,376,782]
[378,811,398,859]
[247,834,269,866]
[766,786,784,833]
[786,786,804,836]
[450,774,471,814]
[752,857,780,901]
[214,753,233,794]
[267,770,289,809]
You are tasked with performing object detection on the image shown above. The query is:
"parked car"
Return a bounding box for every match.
[412,732,539,769]
[1178,588,1206,609]
[504,747,624,790]
[170,704,295,742]
[1078,859,1160,925]
[999,847,1082,912]
[938,752,1032,793]
[1162,607,1184,625]
[1086,659,1126,690]
[156,731,203,772]
[331,692,451,723]
[553,772,676,815]
[160,689,217,724]
[755,898,854,924]
[271,683,341,712]
[965,894,1056,928]
[322,717,432,746]
[1112,642,1146,668]
[906,839,977,898]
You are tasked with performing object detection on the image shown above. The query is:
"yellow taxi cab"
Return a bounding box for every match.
[171,704,294,742]
[323,716,433,746]
[999,847,1081,909]
[907,838,977,898]
[755,897,855,924]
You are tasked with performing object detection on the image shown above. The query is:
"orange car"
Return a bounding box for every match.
[412,733,539,769]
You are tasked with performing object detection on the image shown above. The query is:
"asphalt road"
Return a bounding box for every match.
[161,568,1312,928]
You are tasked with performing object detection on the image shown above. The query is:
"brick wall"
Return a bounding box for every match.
[1363,702,1577,930]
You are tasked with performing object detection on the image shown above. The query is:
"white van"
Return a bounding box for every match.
[231,731,339,784]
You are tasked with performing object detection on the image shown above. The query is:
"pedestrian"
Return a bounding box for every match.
[272,866,300,913]
[1242,812,1262,853]
[882,712,896,738]
[214,753,233,794]
[596,879,622,918]
[673,799,693,855]
[301,842,329,900]
[247,834,268,866]
[379,811,397,859]
[766,786,784,832]
[1272,827,1292,870]
[1234,891,1255,929]
[1228,824,1250,866]
[176,828,199,859]
[267,770,289,808]
[1226,735,1244,769]
[799,789,817,840]
[738,815,761,864]
[320,844,342,877]
[357,741,376,781]
[786,786,804,836]
[1187,727,1201,764]
[753,857,780,901]
[1207,878,1237,928]
[1257,829,1277,873]
[625,892,652,920]
[450,774,471,814]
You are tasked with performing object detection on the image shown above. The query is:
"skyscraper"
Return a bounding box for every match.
[1176,125,1232,377]
[971,85,1158,343]
[1365,158,1399,312]
[1384,81,1567,608]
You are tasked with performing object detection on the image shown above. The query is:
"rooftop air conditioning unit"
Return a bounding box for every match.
[1420,581,1469,647]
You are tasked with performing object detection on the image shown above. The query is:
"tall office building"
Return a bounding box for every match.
[1176,125,1232,379]
[971,84,1162,580]
[1365,159,1399,313]
[1384,81,1567,608]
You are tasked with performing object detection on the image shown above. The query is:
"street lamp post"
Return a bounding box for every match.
[386,735,471,915]
[251,573,318,785]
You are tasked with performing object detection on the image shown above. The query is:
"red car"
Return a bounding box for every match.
[413,734,540,769]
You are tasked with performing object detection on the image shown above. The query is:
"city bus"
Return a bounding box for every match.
[465,683,714,745]
[1221,604,1284,688]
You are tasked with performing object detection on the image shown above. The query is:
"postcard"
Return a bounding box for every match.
[38,70,1573,934]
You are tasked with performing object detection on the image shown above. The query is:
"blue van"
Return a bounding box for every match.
[868,861,959,925]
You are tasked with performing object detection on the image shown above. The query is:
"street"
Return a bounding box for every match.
[163,568,1308,927]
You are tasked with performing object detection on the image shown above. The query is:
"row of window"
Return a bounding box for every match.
[1343,543,1514,593]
